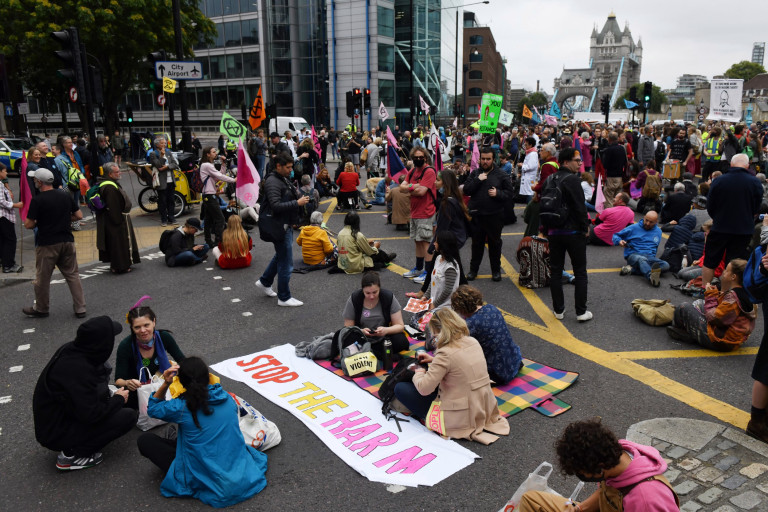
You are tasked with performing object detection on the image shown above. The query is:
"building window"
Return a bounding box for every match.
[212,86,228,109]
[469,35,484,45]
[222,0,238,16]
[242,52,260,77]
[468,87,483,97]
[378,6,395,38]
[469,52,483,63]
[196,87,212,109]
[224,21,241,46]
[240,0,258,13]
[379,79,395,106]
[228,85,245,107]
[468,104,479,115]
[209,55,226,79]
[241,18,259,45]
[206,0,222,17]
[378,44,395,73]
[468,70,482,80]
[226,54,243,78]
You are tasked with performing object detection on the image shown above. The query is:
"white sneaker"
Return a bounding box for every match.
[576,311,593,322]
[278,297,304,307]
[553,310,564,320]
[255,280,277,297]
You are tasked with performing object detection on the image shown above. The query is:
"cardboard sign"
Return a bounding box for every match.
[344,352,378,376]
[708,79,743,122]
[479,93,504,134]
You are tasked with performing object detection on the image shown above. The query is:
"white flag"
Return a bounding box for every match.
[452,117,457,128]
[498,109,513,126]
[419,95,430,113]
[378,102,389,121]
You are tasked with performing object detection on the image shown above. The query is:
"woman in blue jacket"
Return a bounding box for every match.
[137,357,267,508]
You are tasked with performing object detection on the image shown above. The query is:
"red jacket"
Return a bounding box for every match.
[336,172,360,193]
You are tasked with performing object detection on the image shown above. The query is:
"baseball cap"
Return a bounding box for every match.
[28,168,55,184]
[185,217,202,230]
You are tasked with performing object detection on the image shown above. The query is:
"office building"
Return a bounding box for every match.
[753,42,765,66]
[462,11,505,121]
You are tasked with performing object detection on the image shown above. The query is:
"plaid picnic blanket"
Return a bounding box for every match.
[316,339,578,418]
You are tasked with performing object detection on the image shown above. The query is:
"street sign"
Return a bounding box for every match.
[4,105,12,116]
[17,102,29,115]
[154,61,203,80]
[69,87,78,103]
[698,114,705,121]
[157,94,166,106]
[698,107,706,114]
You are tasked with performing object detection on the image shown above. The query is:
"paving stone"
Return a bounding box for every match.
[680,501,702,512]
[653,441,671,451]
[664,468,681,483]
[667,446,689,459]
[712,506,736,512]
[626,418,725,450]
[673,480,700,496]
[723,428,768,459]
[721,474,749,490]
[678,458,702,471]
[740,463,768,479]
[716,456,742,471]
[729,490,763,510]
[697,487,724,504]
[697,448,721,462]
[695,466,724,482]
[718,440,737,450]
[756,481,768,494]
[713,475,727,485]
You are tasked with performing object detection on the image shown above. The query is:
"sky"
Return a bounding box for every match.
[465,0,767,93]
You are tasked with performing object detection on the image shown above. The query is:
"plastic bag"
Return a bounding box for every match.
[497,462,561,512]
[137,370,169,431]
[229,393,282,451]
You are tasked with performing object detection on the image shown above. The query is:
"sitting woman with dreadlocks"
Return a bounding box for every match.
[137,357,268,508]
[114,296,186,410]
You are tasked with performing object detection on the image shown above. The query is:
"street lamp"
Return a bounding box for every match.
[463,47,479,128]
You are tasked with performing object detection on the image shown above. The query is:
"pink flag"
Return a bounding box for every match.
[470,138,480,171]
[595,174,605,214]
[311,125,322,159]
[429,124,443,172]
[236,141,260,207]
[19,151,32,221]
[386,126,399,150]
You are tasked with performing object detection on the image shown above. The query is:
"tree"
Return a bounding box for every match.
[613,83,667,113]
[724,61,766,82]
[517,92,548,119]
[0,0,216,135]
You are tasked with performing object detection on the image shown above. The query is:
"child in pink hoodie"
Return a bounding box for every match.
[518,418,680,512]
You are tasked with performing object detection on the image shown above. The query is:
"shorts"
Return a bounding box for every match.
[702,231,752,270]
[349,153,360,165]
[410,216,435,242]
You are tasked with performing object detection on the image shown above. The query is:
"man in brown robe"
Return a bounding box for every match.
[96,162,139,273]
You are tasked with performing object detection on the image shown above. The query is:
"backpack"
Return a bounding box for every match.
[631,299,675,326]
[654,140,666,164]
[299,188,317,225]
[743,144,755,160]
[516,236,551,288]
[159,229,176,254]
[85,180,117,211]
[65,162,84,192]
[599,475,679,512]
[189,163,209,194]
[329,325,370,361]
[744,245,768,303]
[660,243,691,275]
[641,171,661,199]
[538,174,569,227]
[379,356,419,430]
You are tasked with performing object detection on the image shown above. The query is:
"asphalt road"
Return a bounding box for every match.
[0,179,763,511]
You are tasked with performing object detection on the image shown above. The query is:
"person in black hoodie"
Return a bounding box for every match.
[463,146,514,282]
[33,316,136,470]
[542,148,592,322]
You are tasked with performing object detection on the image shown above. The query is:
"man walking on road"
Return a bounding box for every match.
[22,168,86,318]
[463,146,514,282]
[601,132,627,209]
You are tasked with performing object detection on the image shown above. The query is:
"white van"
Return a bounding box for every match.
[269,117,311,135]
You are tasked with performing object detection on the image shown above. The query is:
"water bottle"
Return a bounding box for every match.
[681,255,688,268]
[383,339,392,371]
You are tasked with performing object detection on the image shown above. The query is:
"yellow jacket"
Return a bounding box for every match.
[296,225,334,265]
[336,226,377,274]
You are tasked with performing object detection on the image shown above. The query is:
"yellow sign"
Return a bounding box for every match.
[162,77,177,93]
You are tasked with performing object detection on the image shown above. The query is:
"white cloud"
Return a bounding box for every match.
[465,0,766,93]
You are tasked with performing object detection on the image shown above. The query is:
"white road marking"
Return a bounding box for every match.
[17,344,30,351]
[386,484,406,494]
[242,312,252,317]
[0,396,11,404]
[9,366,22,373]
[206,267,213,271]
[214,276,222,280]
[231,298,241,303]
[222,287,231,291]
[23,328,35,334]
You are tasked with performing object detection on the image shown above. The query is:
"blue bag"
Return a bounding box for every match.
[744,245,768,303]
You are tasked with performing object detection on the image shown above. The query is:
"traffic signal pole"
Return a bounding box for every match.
[172,0,192,152]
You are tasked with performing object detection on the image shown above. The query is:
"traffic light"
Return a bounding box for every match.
[148,50,166,90]
[266,103,277,119]
[241,104,247,122]
[126,106,134,124]
[643,81,652,109]
[345,91,354,117]
[629,86,638,103]
[363,88,371,109]
[51,27,86,104]
[429,105,436,116]
[600,94,610,118]
[352,88,362,113]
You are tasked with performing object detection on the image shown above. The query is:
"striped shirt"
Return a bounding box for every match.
[0,181,17,223]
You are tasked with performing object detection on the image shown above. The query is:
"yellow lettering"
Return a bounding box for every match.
[302,398,349,419]
[279,381,319,398]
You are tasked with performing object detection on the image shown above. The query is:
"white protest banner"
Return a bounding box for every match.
[378,102,389,121]
[498,109,514,126]
[211,344,478,487]
[708,79,743,122]
[419,95,430,113]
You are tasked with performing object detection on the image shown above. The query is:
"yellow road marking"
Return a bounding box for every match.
[614,348,760,360]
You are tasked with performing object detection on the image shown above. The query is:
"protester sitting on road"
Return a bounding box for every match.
[137,357,268,508]
[315,165,337,197]
[33,316,137,471]
[588,192,634,246]
[421,231,461,311]
[518,417,679,512]
[451,285,522,385]
[296,211,335,266]
[613,211,669,287]
[660,182,693,225]
[393,308,509,444]
[386,173,411,230]
[634,160,662,214]
[667,259,756,352]
[370,175,390,205]
[114,298,185,409]
[335,212,395,273]
[211,215,252,269]
[341,271,409,358]
[336,161,361,210]
[165,218,210,267]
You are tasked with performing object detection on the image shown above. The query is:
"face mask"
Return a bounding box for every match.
[438,187,444,194]
[290,170,295,179]
[575,471,604,483]
[413,157,425,167]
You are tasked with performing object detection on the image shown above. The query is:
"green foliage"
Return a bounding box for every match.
[0,0,216,130]
[613,83,667,113]
[517,92,548,117]
[724,61,766,82]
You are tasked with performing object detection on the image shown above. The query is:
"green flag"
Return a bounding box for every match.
[478,93,504,134]
[220,111,247,140]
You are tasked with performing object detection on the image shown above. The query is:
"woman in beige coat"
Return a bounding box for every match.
[394,309,509,444]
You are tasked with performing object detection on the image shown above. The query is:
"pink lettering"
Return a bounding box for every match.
[321,411,370,434]
[335,424,381,447]
[348,433,398,457]
[373,446,436,474]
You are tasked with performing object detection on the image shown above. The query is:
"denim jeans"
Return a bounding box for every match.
[169,244,210,267]
[626,253,670,279]
[260,227,294,301]
[255,154,266,179]
[394,381,438,420]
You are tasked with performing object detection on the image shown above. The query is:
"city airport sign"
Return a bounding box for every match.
[154,61,203,80]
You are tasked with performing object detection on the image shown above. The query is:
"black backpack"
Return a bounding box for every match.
[379,356,420,431]
[539,174,569,227]
[654,140,666,165]
[329,326,370,361]
[158,229,176,254]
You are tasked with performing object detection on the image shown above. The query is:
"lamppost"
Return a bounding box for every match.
[463,48,479,128]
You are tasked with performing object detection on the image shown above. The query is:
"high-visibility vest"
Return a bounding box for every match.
[226,140,236,151]
[704,137,721,161]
